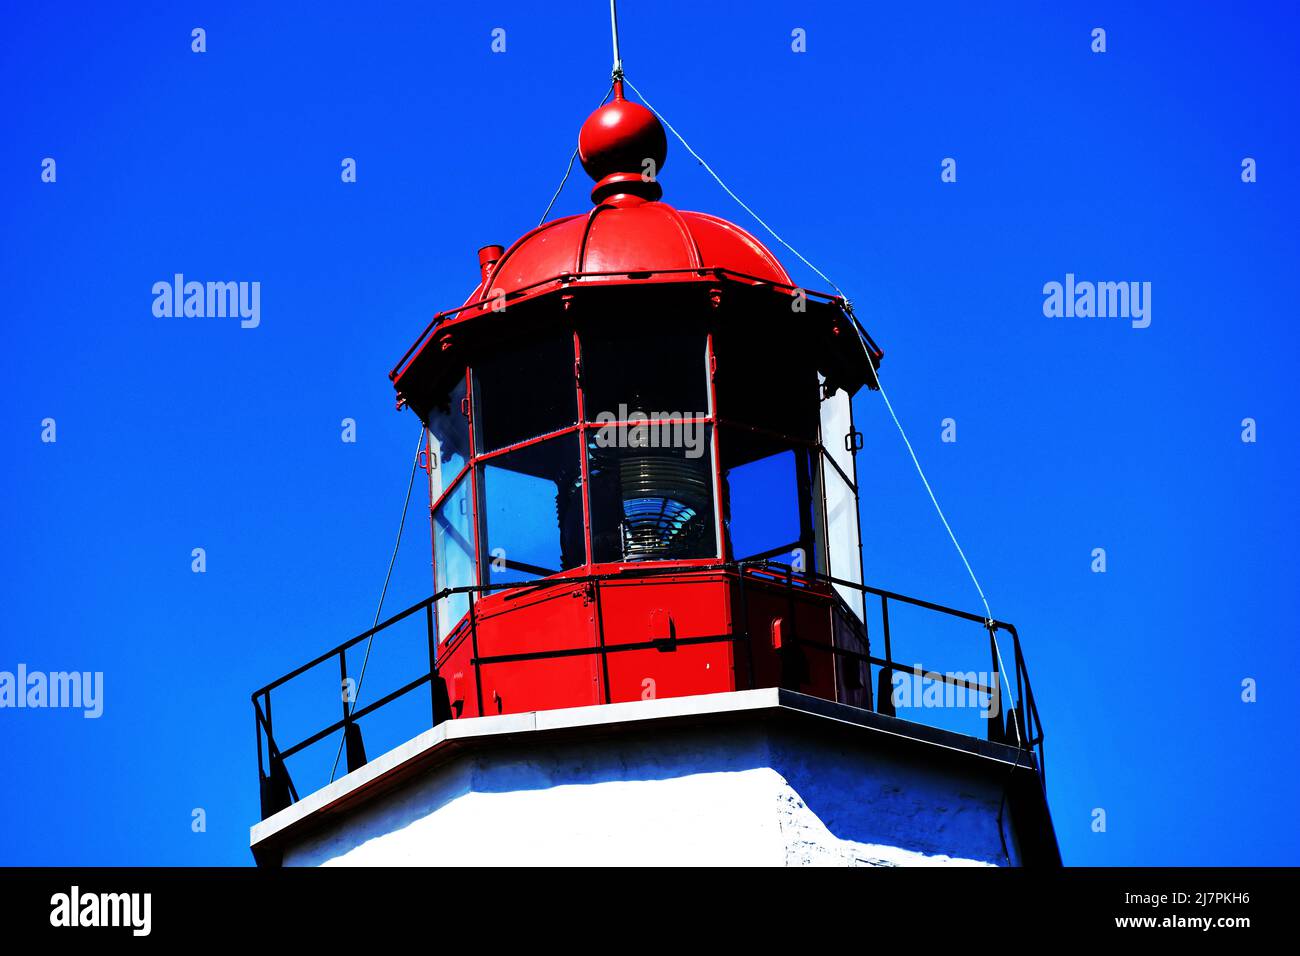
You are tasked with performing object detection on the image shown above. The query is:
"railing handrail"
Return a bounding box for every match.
[253,560,1045,819]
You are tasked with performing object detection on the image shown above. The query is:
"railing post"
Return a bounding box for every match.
[986,626,1006,744]
[739,563,756,689]
[256,693,294,820]
[880,594,893,665]
[254,696,264,782]
[469,589,485,716]
[339,650,368,773]
[593,579,612,705]
[1015,636,1028,749]
[254,695,265,814]
[426,601,443,727]
[339,649,350,730]
[427,600,436,669]
[876,596,895,717]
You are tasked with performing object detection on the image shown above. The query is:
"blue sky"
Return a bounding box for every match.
[2,1,1298,865]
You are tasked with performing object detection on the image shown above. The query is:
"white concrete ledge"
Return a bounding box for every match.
[251,687,1043,860]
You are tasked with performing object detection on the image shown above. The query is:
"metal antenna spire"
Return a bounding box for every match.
[609,0,624,81]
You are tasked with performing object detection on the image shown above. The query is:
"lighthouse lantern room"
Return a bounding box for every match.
[250,66,1057,868]
[389,82,883,719]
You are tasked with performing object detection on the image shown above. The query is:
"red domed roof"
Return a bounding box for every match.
[464,82,792,304]
[391,81,881,400]
[478,201,792,301]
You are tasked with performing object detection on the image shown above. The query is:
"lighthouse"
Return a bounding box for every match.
[249,75,1059,868]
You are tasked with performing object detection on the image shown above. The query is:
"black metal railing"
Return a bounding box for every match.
[253,562,1045,820]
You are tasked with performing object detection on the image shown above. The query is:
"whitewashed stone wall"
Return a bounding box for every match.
[281,723,1017,867]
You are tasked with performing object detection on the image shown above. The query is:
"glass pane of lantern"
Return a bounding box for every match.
[823,457,865,622]
[479,433,585,586]
[426,375,469,500]
[713,331,818,442]
[819,379,856,486]
[432,477,475,642]
[720,428,814,570]
[580,326,709,422]
[588,424,718,563]
[472,332,578,452]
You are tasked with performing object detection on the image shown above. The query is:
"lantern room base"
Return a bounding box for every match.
[250,689,1059,867]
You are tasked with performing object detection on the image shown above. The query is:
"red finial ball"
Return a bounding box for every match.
[578,85,668,204]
